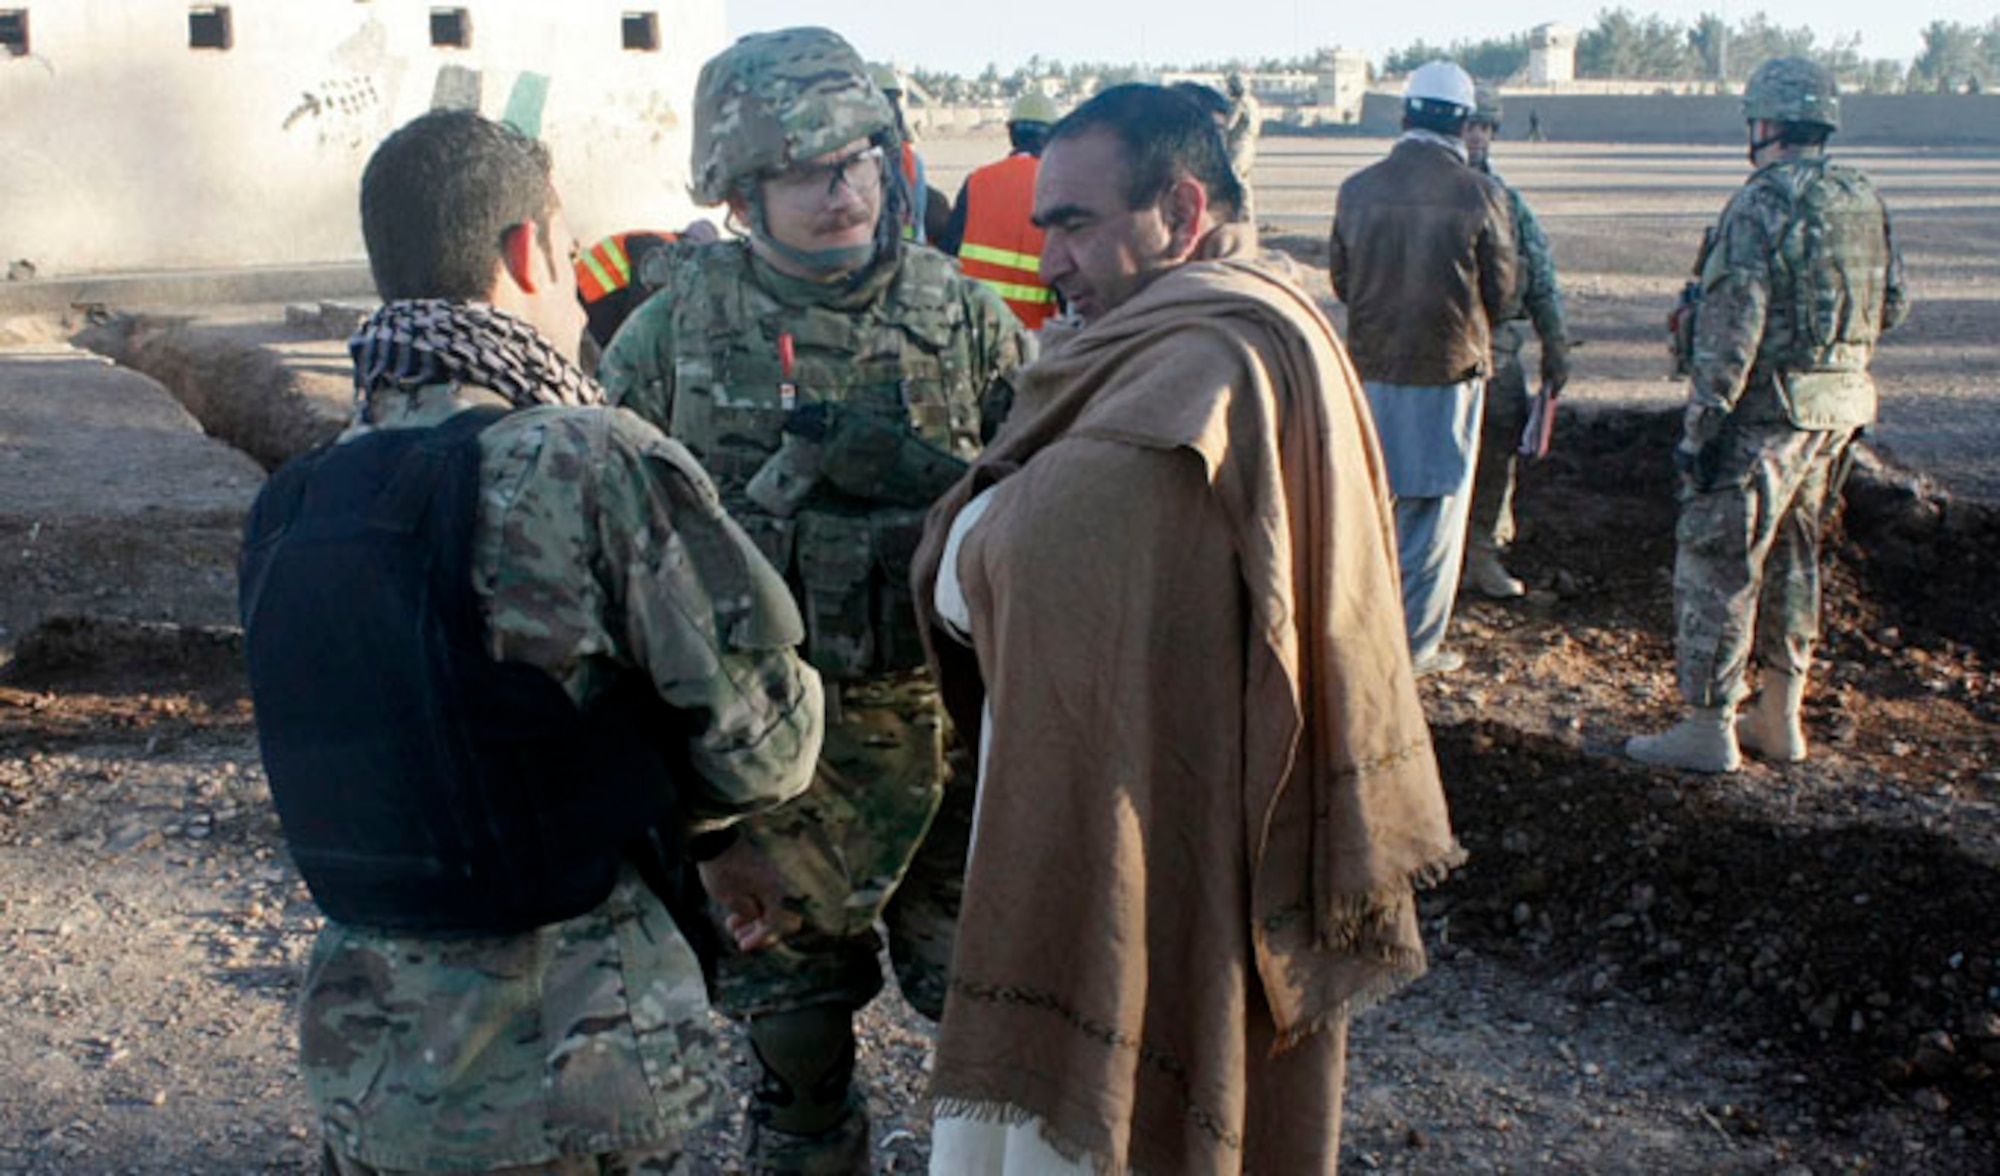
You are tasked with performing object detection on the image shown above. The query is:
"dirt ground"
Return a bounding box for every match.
[3,136,1998,1174]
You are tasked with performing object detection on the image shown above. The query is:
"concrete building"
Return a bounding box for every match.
[1528,23,1578,86]
[0,0,724,276]
[1315,47,1371,123]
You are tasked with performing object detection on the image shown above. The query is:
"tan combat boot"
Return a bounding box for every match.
[1465,545,1526,599]
[1625,706,1742,773]
[1737,669,1808,762]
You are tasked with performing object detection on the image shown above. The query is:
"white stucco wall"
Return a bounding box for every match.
[0,0,724,275]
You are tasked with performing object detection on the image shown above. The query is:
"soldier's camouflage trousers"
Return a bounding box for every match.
[712,669,969,1022]
[1469,330,1530,551]
[1674,420,1858,709]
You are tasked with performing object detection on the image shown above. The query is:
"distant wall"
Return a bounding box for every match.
[1358,92,2000,147]
[0,0,724,276]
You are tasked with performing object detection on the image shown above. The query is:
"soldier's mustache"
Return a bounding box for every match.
[814,208,874,233]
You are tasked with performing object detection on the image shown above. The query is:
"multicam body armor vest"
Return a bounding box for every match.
[1710,158,1895,429]
[667,242,987,679]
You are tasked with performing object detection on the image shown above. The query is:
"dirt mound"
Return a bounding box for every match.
[1423,405,2000,1169]
[1432,723,1998,1156]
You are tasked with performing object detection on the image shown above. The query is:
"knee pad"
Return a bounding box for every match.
[747,1003,858,1135]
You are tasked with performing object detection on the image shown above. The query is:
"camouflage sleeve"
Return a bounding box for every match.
[1689,185,1780,417]
[964,279,1032,440]
[1881,201,1911,334]
[590,409,823,822]
[596,291,679,434]
[1476,178,1520,327]
[1327,209,1350,302]
[1509,186,1568,349]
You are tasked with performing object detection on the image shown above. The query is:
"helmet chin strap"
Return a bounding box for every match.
[1748,121,1786,164]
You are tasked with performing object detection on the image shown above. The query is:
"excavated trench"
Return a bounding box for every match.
[1427,407,1999,1169]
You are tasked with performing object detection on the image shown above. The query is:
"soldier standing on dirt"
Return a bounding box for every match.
[1627,57,1908,774]
[1224,70,1262,222]
[598,27,1030,1174]
[1460,80,1571,600]
[239,109,822,1174]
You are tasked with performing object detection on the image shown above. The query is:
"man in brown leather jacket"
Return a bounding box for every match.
[1329,60,1516,676]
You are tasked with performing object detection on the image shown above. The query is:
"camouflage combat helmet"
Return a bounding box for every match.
[1471,80,1503,127]
[1743,56,1839,131]
[689,27,898,206]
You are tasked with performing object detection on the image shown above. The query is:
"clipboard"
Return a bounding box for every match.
[1519,379,1558,459]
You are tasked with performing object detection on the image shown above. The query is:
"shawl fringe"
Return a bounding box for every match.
[1314,843,1469,951]
[1269,965,1425,1054]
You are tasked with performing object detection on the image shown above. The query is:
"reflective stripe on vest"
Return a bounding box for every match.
[899,143,927,243]
[576,237,628,304]
[957,153,1052,328]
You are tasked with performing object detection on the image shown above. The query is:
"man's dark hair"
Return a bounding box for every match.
[1169,81,1231,126]
[1049,83,1244,222]
[1008,121,1051,155]
[1775,122,1832,149]
[360,109,557,301]
[1402,100,1468,137]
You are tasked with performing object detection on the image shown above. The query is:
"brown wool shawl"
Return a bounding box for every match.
[913,226,1465,1171]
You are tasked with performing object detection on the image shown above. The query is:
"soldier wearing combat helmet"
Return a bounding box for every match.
[599,26,1029,1175]
[1627,57,1908,773]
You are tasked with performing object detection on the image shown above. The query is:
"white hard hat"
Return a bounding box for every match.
[1404,60,1476,112]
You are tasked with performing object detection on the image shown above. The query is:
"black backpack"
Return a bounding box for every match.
[239,408,692,936]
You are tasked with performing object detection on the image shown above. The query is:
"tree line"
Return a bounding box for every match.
[1386,10,2000,95]
[907,13,2000,103]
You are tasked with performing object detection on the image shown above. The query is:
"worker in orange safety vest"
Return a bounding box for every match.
[938,91,1060,329]
[572,222,719,352]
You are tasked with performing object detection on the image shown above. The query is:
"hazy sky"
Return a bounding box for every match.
[725,2,1991,76]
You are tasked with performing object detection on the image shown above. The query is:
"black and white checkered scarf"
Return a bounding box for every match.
[348,299,602,415]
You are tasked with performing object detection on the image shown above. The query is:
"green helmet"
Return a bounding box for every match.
[689,27,897,206]
[1471,81,1503,127]
[1008,91,1059,127]
[1743,56,1839,131]
[869,62,903,95]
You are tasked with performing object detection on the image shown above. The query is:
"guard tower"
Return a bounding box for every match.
[1527,23,1577,86]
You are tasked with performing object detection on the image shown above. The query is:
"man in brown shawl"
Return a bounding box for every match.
[912,85,1465,1175]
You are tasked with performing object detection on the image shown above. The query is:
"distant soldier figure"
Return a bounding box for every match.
[1627,57,1909,773]
[241,109,822,1175]
[1224,70,1262,220]
[939,91,1060,328]
[599,27,1029,1174]
[1461,81,1571,598]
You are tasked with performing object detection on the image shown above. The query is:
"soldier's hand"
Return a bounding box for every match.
[698,838,801,952]
[782,402,842,443]
[1541,344,1572,397]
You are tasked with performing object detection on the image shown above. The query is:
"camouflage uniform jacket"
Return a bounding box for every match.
[599,239,1029,680]
[1479,161,1568,352]
[300,384,822,1170]
[1690,155,1909,430]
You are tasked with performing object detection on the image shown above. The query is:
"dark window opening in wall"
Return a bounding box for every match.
[430,7,470,49]
[622,12,659,52]
[0,11,27,57]
[188,5,232,50]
